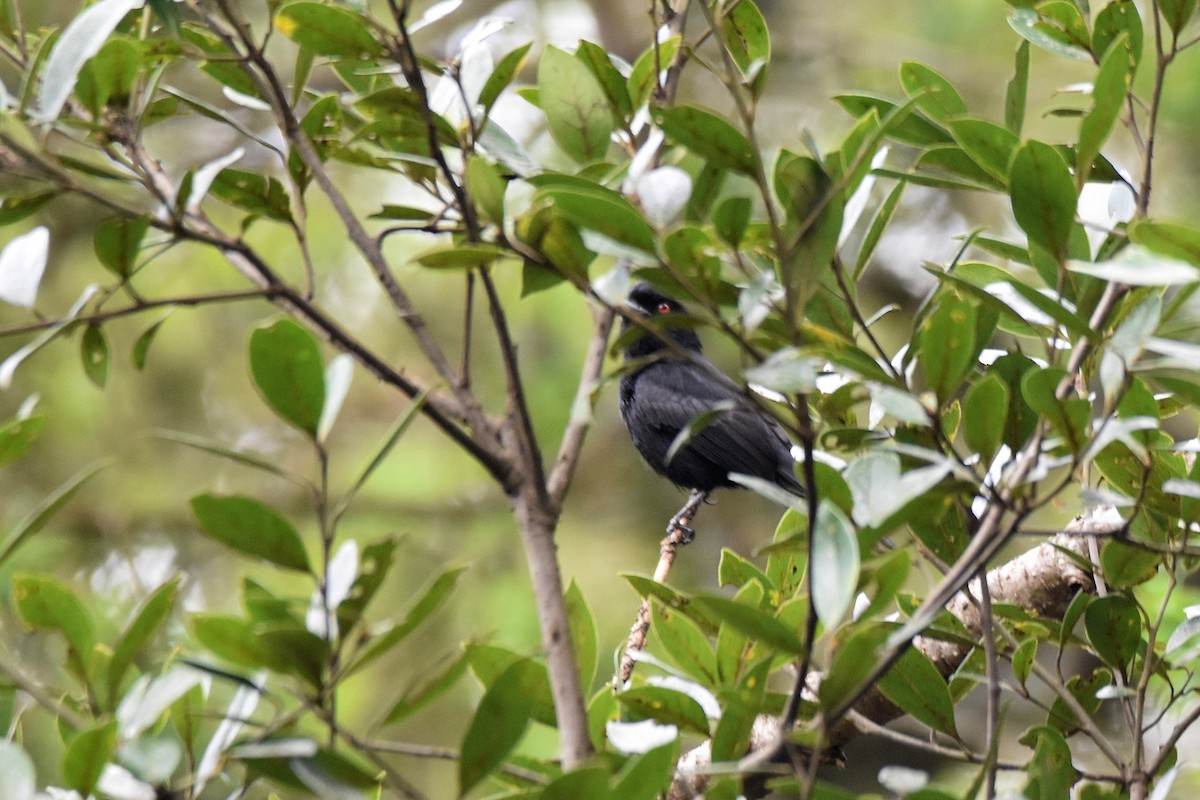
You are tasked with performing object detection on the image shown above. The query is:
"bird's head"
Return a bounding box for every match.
[620,282,703,360]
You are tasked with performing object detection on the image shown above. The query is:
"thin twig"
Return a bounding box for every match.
[616,489,707,688]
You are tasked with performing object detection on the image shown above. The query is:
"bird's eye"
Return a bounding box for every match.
[656,302,672,314]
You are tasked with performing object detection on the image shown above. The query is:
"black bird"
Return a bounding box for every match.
[618,283,803,535]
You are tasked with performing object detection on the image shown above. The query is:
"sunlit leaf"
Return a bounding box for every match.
[0,226,49,309]
[0,742,36,800]
[811,502,859,627]
[538,45,613,163]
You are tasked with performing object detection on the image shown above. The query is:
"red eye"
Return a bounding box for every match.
[656,302,672,314]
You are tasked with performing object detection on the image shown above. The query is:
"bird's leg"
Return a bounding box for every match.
[614,490,710,689]
[666,489,708,544]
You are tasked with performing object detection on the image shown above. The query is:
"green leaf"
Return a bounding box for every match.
[350,566,467,674]
[720,0,770,89]
[899,61,967,122]
[210,168,293,222]
[1093,2,1143,71]
[459,659,542,795]
[383,652,469,724]
[565,580,598,692]
[575,40,633,121]
[0,743,35,800]
[622,573,720,634]
[191,613,289,672]
[811,502,859,627]
[479,43,533,113]
[249,319,325,436]
[106,578,180,707]
[273,2,382,57]
[190,494,311,572]
[535,184,657,253]
[1020,726,1078,800]
[37,0,143,122]
[1085,595,1142,670]
[93,216,149,279]
[949,117,1020,183]
[1099,539,1159,589]
[0,462,106,571]
[75,37,139,114]
[465,156,506,226]
[963,373,1009,464]
[693,594,805,654]
[653,105,757,175]
[1012,637,1037,687]
[818,622,889,712]
[878,647,959,737]
[1021,367,1089,450]
[80,324,109,388]
[1009,140,1078,263]
[714,196,752,247]
[651,599,718,685]
[1005,41,1030,134]
[628,36,681,109]
[1128,220,1200,266]
[855,182,905,276]
[833,93,952,147]
[1007,6,1091,61]
[14,574,95,680]
[617,685,710,735]
[1159,0,1198,35]
[0,415,45,466]
[131,314,170,370]
[259,624,328,687]
[0,192,57,226]
[612,742,680,800]
[63,721,117,797]
[917,291,977,405]
[538,45,614,163]
[1077,36,1130,185]
[413,243,509,270]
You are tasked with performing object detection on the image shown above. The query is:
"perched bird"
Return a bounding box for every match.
[618,282,803,533]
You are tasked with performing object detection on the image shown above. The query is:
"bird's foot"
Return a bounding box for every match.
[666,515,695,544]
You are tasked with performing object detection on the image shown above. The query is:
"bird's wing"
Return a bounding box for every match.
[632,361,796,484]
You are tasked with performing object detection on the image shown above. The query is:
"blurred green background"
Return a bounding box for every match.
[2,0,1200,795]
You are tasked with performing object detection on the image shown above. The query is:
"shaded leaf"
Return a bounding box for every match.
[617,685,710,736]
[190,494,311,572]
[274,2,382,57]
[653,105,756,175]
[106,578,180,707]
[249,319,325,436]
[80,324,109,388]
[14,574,95,680]
[878,647,958,737]
[63,721,117,797]
[1009,140,1077,263]
[459,659,541,795]
[93,216,149,279]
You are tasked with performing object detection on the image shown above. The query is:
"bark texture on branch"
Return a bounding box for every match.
[667,513,1108,800]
